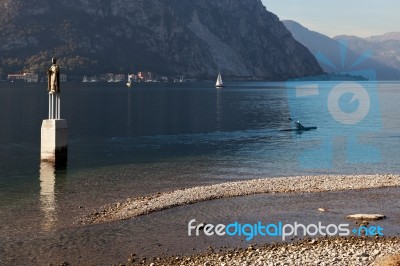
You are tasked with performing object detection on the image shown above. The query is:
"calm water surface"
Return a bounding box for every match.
[0,81,399,264]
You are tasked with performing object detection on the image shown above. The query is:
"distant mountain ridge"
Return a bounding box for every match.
[283,20,400,80]
[0,0,323,80]
[365,32,400,42]
[334,34,400,75]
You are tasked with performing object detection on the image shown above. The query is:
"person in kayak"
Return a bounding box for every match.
[296,120,305,130]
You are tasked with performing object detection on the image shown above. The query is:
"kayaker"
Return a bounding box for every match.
[296,120,305,130]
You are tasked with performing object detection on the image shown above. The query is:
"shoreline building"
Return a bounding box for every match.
[7,73,39,82]
[137,72,154,82]
[60,74,67,82]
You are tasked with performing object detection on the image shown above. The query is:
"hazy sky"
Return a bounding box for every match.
[262,0,399,37]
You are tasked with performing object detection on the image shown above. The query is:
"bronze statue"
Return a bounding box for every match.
[47,58,60,94]
[46,58,61,119]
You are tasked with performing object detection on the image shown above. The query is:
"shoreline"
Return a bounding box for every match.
[130,237,400,266]
[79,174,400,225]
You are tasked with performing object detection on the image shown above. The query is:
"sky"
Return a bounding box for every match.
[262,0,399,38]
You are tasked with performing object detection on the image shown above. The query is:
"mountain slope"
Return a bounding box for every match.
[0,0,323,80]
[283,20,400,80]
[366,32,400,42]
[334,34,400,74]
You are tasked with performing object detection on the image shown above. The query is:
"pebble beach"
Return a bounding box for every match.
[77,174,400,265]
[127,237,400,266]
[81,174,400,225]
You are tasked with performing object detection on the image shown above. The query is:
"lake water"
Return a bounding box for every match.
[0,81,399,264]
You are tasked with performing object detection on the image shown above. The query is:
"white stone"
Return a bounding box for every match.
[41,119,68,162]
[346,214,386,220]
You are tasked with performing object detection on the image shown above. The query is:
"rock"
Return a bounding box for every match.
[346,214,386,220]
[372,250,381,256]
[197,222,207,230]
[360,221,370,227]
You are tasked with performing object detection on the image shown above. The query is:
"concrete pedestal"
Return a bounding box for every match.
[41,119,68,163]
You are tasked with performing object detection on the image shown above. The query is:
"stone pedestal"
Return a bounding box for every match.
[41,119,68,163]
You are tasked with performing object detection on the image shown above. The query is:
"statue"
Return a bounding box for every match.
[46,58,61,119]
[47,58,60,94]
[41,57,68,165]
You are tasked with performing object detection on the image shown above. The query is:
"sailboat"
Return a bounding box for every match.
[126,74,132,87]
[215,73,225,88]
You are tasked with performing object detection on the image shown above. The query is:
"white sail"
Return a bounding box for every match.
[216,73,223,87]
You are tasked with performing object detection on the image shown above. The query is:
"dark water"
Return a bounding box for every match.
[0,81,399,264]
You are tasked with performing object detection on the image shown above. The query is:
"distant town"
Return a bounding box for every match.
[81,72,190,83]
[7,72,66,83]
[5,71,197,83]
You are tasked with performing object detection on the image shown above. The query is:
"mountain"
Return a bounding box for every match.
[0,0,323,80]
[283,20,400,80]
[366,32,400,42]
[334,34,400,74]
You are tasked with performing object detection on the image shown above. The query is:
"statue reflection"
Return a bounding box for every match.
[39,161,67,231]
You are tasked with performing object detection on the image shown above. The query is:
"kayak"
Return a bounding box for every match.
[280,127,317,132]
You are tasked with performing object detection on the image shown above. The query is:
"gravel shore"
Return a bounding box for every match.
[126,237,400,266]
[80,174,400,225]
